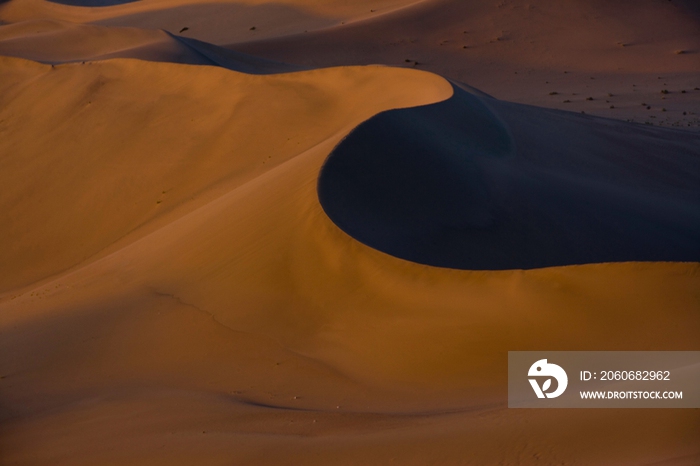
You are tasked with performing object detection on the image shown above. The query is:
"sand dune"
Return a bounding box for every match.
[0,20,203,63]
[1,1,699,464]
[169,33,303,73]
[0,0,424,44]
[0,56,450,293]
[0,19,301,70]
[319,82,700,269]
[1,55,699,464]
[233,0,700,129]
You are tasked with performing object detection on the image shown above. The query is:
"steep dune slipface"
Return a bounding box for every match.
[1,56,698,464]
[318,83,700,269]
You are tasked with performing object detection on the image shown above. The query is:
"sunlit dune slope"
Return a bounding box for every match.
[0,56,451,293]
[0,56,698,464]
[0,0,424,44]
[319,82,700,269]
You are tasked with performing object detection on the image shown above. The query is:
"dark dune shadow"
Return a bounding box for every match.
[318,84,700,270]
[672,0,700,19]
[167,33,305,74]
[0,20,300,72]
[47,0,138,6]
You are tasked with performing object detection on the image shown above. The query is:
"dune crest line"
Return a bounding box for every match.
[318,83,700,270]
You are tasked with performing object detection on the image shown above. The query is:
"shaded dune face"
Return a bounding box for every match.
[167,33,305,74]
[318,84,700,269]
[0,20,302,70]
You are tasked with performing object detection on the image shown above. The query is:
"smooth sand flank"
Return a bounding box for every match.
[0,57,451,294]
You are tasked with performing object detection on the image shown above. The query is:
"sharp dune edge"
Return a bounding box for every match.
[0,56,452,293]
[319,83,700,269]
[1,1,699,465]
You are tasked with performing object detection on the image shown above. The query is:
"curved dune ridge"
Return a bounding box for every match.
[0,21,699,466]
[319,82,700,269]
[0,55,452,293]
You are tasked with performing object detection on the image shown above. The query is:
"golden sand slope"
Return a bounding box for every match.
[0,20,209,63]
[0,56,450,293]
[1,57,698,465]
[0,0,425,44]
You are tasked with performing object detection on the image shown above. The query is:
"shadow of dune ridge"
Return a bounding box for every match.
[673,0,700,19]
[318,83,700,270]
[167,32,305,74]
[0,20,300,72]
[94,2,337,45]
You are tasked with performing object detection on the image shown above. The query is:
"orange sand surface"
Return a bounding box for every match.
[1,1,699,464]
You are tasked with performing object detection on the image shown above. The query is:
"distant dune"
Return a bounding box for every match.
[0,20,302,69]
[233,0,700,130]
[0,1,698,465]
[0,0,424,44]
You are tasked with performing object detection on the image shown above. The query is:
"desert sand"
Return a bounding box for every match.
[1,0,699,465]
